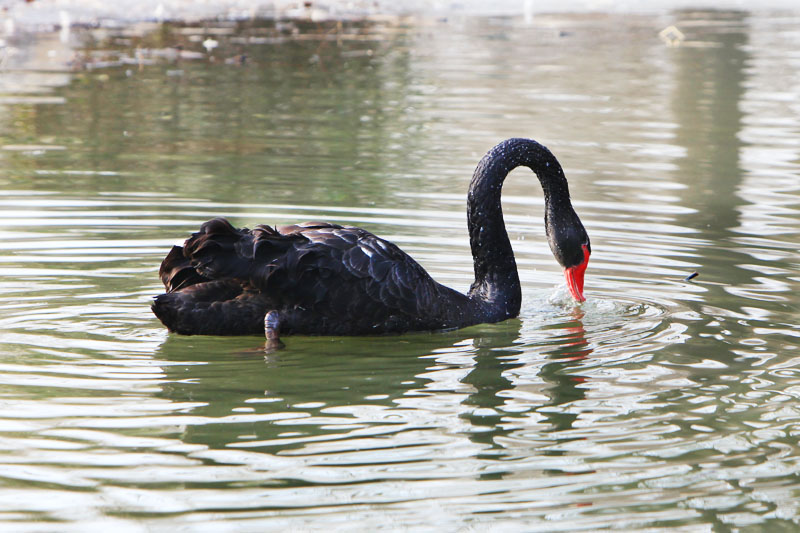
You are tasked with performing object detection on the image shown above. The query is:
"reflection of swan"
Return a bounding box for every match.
[152,139,590,342]
[465,311,592,449]
[154,321,524,452]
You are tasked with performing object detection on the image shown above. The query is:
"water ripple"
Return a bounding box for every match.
[1,11,800,532]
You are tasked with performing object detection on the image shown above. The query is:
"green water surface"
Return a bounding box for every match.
[0,10,799,531]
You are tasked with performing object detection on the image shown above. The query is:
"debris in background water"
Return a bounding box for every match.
[659,25,685,47]
[202,37,218,53]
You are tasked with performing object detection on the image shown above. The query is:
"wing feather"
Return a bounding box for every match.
[157,217,454,334]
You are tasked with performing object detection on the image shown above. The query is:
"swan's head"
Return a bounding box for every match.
[546,209,590,302]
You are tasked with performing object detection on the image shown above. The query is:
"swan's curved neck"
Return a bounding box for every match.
[466,138,571,318]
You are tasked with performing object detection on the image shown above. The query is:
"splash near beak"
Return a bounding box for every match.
[564,244,590,302]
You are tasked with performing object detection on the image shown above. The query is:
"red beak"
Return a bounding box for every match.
[564,244,590,302]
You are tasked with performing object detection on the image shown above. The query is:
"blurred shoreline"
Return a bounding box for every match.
[0,0,796,99]
[1,0,799,35]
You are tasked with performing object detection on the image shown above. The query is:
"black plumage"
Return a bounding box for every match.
[152,138,591,338]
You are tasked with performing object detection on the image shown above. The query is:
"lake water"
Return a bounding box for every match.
[1,9,800,531]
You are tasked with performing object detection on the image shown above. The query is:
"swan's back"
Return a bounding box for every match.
[152,218,474,336]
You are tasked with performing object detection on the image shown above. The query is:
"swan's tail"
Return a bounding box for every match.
[151,280,269,335]
[153,218,298,335]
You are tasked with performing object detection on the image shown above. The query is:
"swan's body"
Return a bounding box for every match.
[152,138,590,339]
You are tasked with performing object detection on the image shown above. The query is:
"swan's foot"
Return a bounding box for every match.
[264,310,285,353]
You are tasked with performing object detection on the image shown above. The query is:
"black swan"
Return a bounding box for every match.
[152,138,591,343]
